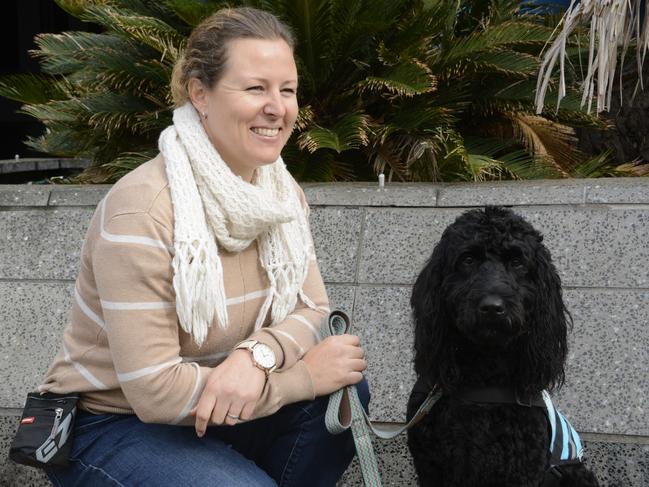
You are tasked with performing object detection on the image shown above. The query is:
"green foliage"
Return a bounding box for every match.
[0,0,612,182]
[0,73,71,104]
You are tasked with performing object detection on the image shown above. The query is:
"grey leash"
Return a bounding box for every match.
[320,311,441,487]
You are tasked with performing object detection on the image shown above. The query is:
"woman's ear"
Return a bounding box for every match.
[187,78,209,115]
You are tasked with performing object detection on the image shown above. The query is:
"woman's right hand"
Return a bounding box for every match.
[302,334,367,396]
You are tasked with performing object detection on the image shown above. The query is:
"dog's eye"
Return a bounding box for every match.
[461,255,475,266]
[510,258,524,268]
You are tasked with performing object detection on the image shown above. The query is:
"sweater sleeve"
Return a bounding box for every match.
[250,360,316,419]
[92,205,211,424]
[246,184,330,371]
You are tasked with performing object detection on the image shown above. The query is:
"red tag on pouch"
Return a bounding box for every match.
[20,417,35,425]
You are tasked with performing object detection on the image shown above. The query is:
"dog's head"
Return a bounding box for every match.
[411,206,570,394]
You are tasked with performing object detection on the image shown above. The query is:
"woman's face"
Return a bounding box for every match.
[195,38,298,182]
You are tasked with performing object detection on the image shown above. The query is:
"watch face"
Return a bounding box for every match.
[253,344,275,369]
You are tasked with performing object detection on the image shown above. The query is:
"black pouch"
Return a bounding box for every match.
[9,391,79,469]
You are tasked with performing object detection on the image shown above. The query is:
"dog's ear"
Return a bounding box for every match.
[519,237,570,394]
[411,235,458,389]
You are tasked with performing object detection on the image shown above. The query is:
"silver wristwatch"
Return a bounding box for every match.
[235,340,277,377]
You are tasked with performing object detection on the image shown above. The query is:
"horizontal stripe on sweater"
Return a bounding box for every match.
[40,155,328,423]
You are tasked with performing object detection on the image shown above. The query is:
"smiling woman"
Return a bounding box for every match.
[187,38,299,182]
[39,6,369,487]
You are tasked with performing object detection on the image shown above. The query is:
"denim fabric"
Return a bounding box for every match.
[47,378,370,487]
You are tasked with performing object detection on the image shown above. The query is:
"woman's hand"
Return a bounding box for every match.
[191,349,266,437]
[302,334,367,397]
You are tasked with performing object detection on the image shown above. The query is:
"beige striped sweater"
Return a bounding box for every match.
[40,155,329,425]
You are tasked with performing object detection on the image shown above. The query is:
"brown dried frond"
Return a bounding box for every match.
[536,0,647,114]
[506,112,586,174]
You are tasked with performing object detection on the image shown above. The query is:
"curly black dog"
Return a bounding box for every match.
[406,207,599,487]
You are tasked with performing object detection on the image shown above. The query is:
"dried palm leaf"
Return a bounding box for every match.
[505,112,585,174]
[536,0,648,113]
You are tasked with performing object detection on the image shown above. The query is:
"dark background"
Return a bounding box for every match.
[1,1,93,160]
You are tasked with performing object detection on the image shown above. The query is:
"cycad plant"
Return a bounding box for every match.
[0,0,621,182]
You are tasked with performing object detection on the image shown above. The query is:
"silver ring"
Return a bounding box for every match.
[226,413,239,420]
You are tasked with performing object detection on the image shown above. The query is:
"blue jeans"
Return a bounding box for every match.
[47,378,369,487]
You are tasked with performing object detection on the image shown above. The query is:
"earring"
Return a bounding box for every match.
[202,112,208,120]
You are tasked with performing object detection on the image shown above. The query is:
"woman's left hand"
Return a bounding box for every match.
[191,349,266,437]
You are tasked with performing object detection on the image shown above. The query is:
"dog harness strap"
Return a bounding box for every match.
[453,387,545,408]
[541,465,564,487]
[320,311,442,487]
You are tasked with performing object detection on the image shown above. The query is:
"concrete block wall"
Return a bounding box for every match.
[0,179,647,486]
[0,158,90,176]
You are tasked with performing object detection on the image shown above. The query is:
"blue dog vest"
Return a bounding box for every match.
[541,390,584,467]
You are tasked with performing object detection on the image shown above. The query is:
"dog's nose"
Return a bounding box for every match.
[479,295,505,315]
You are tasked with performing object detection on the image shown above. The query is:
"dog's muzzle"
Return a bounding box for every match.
[478,295,506,319]
[459,292,524,347]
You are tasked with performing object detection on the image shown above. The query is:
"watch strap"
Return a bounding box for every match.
[235,340,275,376]
[235,339,258,350]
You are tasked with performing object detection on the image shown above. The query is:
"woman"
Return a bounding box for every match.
[41,7,368,486]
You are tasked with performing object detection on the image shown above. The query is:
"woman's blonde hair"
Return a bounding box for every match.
[170,7,295,107]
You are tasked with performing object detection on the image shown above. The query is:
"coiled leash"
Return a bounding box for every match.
[321,311,441,487]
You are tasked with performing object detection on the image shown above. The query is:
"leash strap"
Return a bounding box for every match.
[321,311,441,487]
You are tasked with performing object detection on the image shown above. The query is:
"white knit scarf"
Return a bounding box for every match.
[158,103,315,346]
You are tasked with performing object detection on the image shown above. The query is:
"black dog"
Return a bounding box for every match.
[406,207,599,487]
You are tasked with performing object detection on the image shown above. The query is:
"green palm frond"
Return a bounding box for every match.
[25,117,111,157]
[83,92,161,134]
[488,82,603,130]
[388,101,457,133]
[358,61,436,97]
[498,151,561,179]
[283,141,358,181]
[432,129,474,181]
[319,0,365,60]
[464,136,562,179]
[162,0,226,27]
[269,0,338,81]
[82,5,184,60]
[33,32,129,74]
[117,0,181,22]
[490,78,538,100]
[88,62,168,95]
[569,150,649,179]
[54,0,97,17]
[32,30,170,100]
[430,129,563,182]
[437,22,553,66]
[21,99,85,123]
[298,113,370,153]
[466,153,511,181]
[0,73,71,104]
[470,49,538,75]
